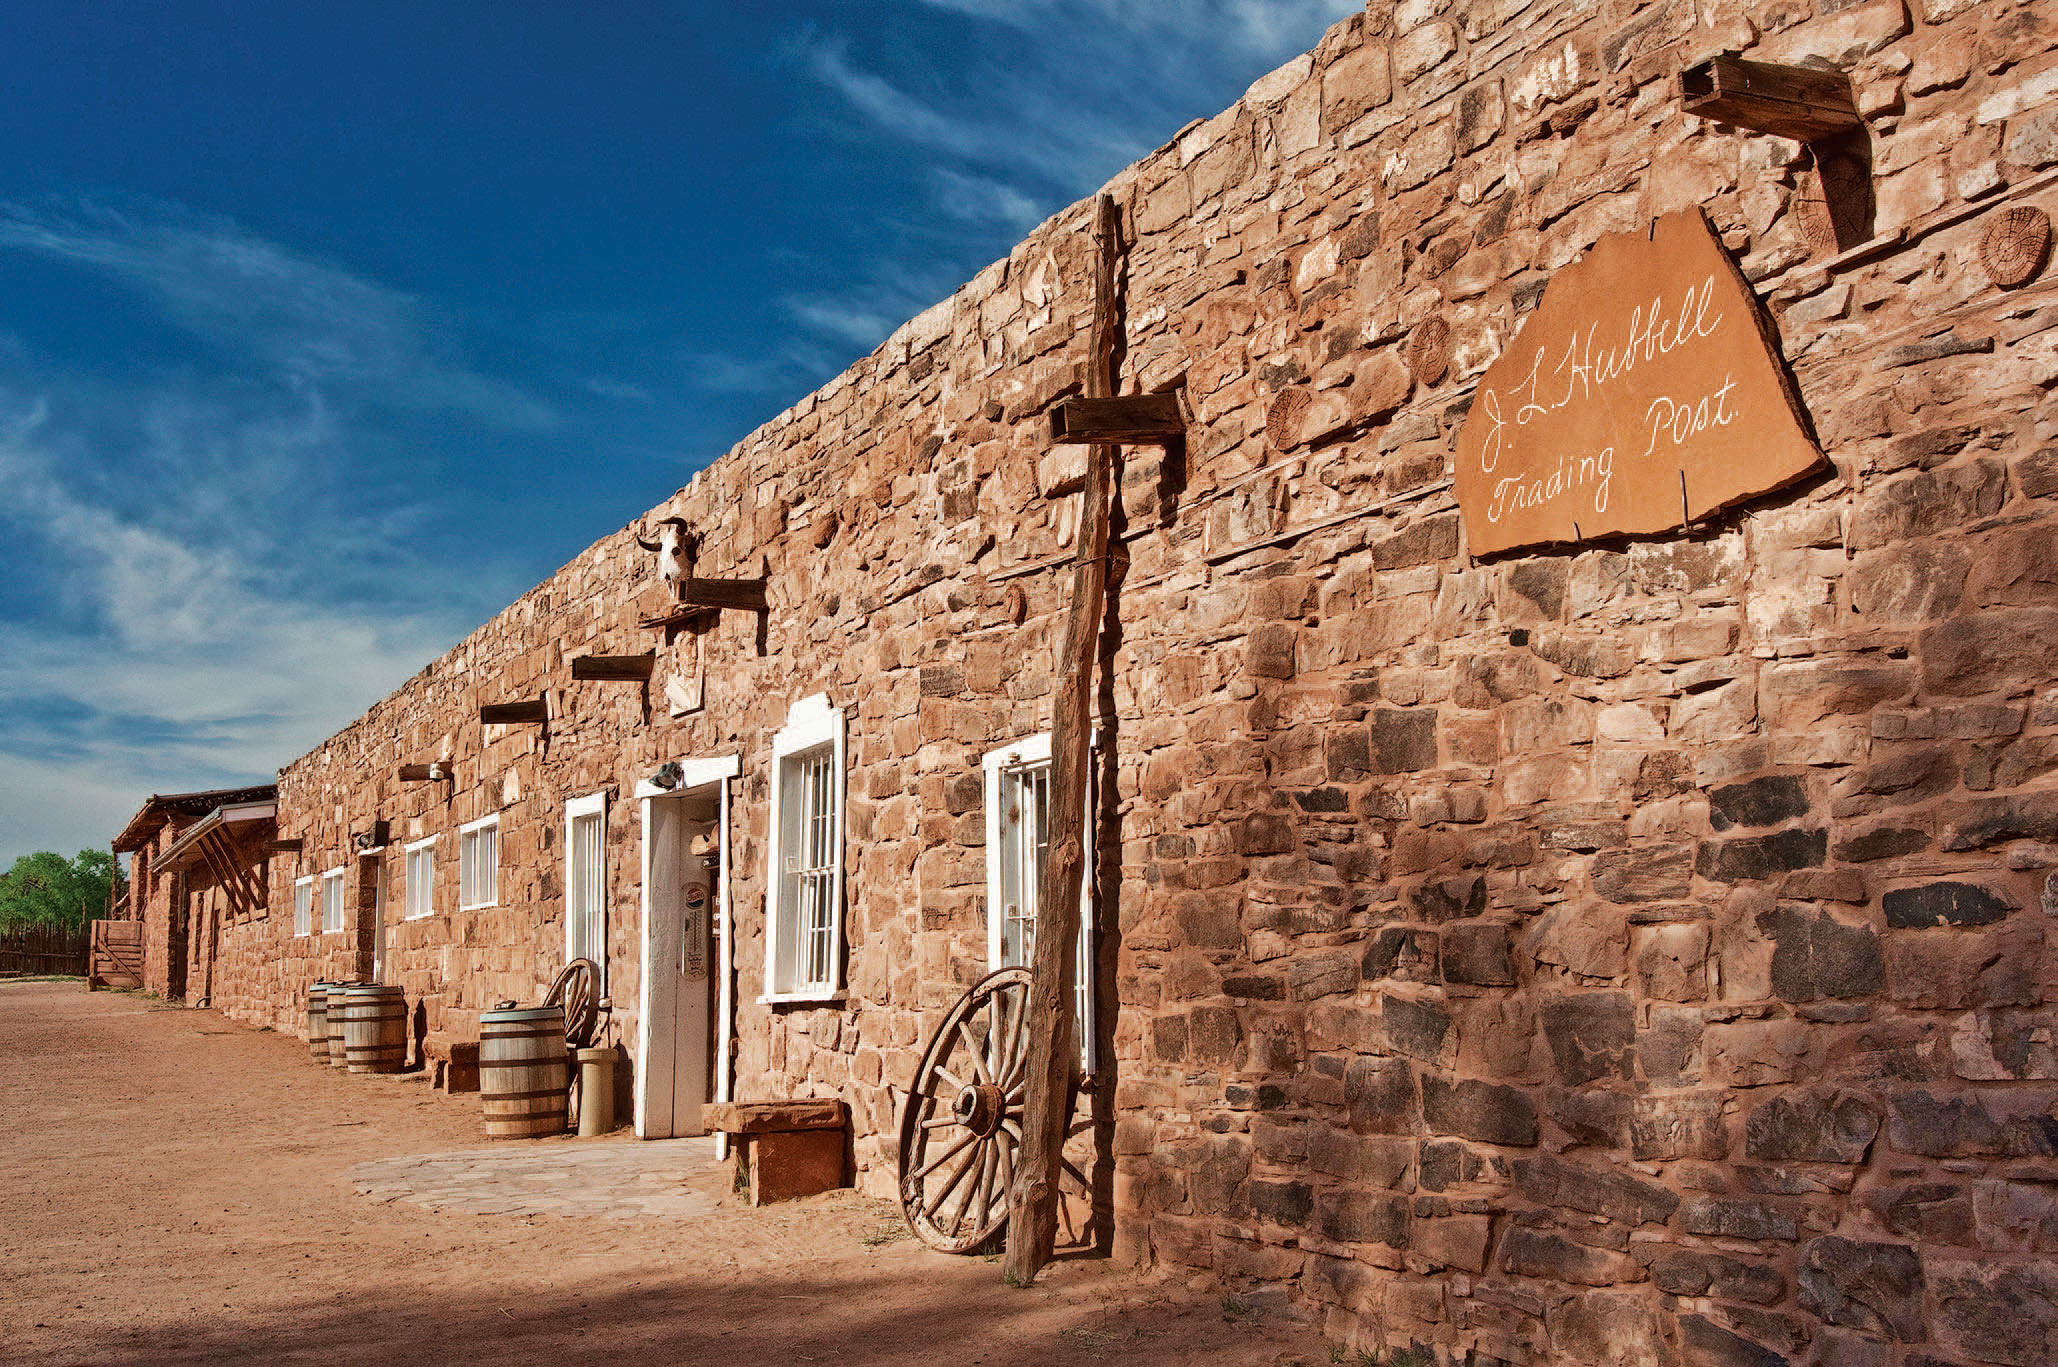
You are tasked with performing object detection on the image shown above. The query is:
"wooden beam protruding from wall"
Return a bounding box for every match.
[679,577,768,613]
[264,838,303,855]
[1680,55,1862,143]
[479,699,548,726]
[1047,393,1185,444]
[397,762,455,783]
[571,652,657,681]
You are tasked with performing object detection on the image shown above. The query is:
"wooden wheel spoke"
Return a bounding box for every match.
[915,1130,978,1180]
[920,1115,963,1131]
[959,1020,993,1085]
[930,1066,965,1096]
[923,1137,984,1218]
[951,1140,997,1237]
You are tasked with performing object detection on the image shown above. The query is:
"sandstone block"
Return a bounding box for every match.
[1593,842,1695,902]
[1361,927,1440,984]
[1413,1212,1491,1273]
[1921,609,2058,697]
[1797,1236,1926,1343]
[1888,1087,2058,1158]
[1500,1227,1643,1287]
[1699,829,1827,883]
[1369,707,1438,773]
[1421,1074,1537,1146]
[1682,1195,1799,1241]
[1633,1091,1732,1161]
[1441,921,1515,986]
[1882,881,2011,928]
[1930,1257,2058,1367]
[1318,1188,1410,1247]
[1745,1087,1882,1164]
[1653,1249,1785,1304]
[1346,1056,1419,1135]
[1867,1181,1974,1245]
[1757,904,1883,1002]
[1708,775,1810,832]
[1321,42,1392,137]
[1541,991,1634,1086]
[1512,1152,1678,1225]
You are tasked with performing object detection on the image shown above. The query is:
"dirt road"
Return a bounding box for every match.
[1,982,1319,1366]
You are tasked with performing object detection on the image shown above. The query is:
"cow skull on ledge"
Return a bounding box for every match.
[634,517,699,592]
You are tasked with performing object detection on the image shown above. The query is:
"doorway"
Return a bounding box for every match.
[636,756,736,1139]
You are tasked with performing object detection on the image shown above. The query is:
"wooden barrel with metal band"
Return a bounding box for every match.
[337,984,408,1074]
[306,981,339,1063]
[479,1005,569,1139]
[325,981,358,1067]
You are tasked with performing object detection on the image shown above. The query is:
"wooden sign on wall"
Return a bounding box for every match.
[1454,209,1824,557]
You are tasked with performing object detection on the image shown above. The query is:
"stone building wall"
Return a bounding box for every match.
[207,0,2058,1362]
[132,825,179,998]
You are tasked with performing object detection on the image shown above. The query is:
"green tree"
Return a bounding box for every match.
[0,849,122,931]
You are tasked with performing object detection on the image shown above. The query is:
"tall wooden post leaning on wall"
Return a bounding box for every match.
[1006,192,1124,1286]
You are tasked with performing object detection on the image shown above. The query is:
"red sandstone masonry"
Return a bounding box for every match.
[201,2,2058,1362]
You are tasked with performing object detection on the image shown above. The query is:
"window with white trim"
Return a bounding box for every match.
[565,793,607,986]
[459,815,499,910]
[404,837,436,921]
[293,875,313,937]
[764,693,846,1000]
[984,733,1096,1071]
[320,866,346,934]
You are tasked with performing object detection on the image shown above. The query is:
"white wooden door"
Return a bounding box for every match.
[636,798,714,1139]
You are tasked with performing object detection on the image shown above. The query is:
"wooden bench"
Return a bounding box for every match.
[702,1100,848,1205]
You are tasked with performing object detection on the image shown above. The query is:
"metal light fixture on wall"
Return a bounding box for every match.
[649,761,684,791]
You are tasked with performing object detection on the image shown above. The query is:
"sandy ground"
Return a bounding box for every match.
[1,981,1323,1366]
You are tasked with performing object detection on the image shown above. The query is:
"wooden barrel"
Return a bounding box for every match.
[325,981,358,1067]
[480,1005,569,1139]
[306,981,338,1063]
[337,984,408,1074]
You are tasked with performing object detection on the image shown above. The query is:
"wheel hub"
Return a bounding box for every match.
[953,1082,1006,1138]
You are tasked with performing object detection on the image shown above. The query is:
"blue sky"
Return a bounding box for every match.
[0,0,1360,864]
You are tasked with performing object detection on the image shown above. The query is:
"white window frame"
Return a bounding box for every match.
[404,837,437,921]
[293,875,314,938]
[565,792,609,989]
[983,733,1096,1072]
[320,866,346,935]
[762,692,847,1003]
[459,814,500,911]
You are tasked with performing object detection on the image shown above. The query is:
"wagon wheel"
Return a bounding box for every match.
[898,968,1097,1254]
[546,958,601,1048]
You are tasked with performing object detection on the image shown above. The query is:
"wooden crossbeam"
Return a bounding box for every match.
[1047,393,1185,444]
[480,699,548,725]
[264,838,303,854]
[572,652,656,681]
[198,827,266,922]
[1680,55,1861,142]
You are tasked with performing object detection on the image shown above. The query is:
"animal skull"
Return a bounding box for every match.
[634,517,698,585]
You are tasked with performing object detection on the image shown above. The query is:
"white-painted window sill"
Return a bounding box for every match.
[757,991,846,1006]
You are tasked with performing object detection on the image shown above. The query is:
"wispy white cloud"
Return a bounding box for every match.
[786,0,1357,357]
[0,400,470,862]
[0,195,559,430]
[931,168,1047,233]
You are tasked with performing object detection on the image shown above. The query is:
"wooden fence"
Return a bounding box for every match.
[0,924,92,978]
